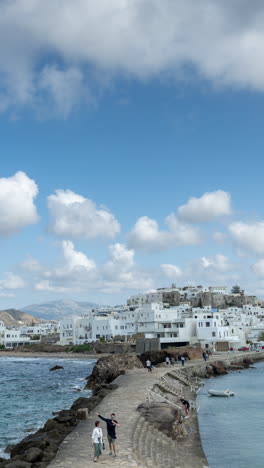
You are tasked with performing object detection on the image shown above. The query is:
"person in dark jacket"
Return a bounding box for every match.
[97,413,119,457]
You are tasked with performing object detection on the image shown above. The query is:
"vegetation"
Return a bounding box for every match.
[65,343,93,353]
[231,285,242,294]
[258,332,264,341]
[0,344,5,350]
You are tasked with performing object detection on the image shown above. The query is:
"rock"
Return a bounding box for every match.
[5,461,32,468]
[86,354,143,389]
[137,401,185,439]
[21,447,43,463]
[77,408,88,420]
[49,365,64,371]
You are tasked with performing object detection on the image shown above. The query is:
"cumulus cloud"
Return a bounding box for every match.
[2,1,264,115]
[161,264,182,280]
[200,254,235,273]
[252,259,264,277]
[178,190,232,223]
[47,189,120,239]
[0,273,26,290]
[229,221,264,255]
[31,240,153,294]
[0,171,38,236]
[38,65,87,118]
[127,214,200,252]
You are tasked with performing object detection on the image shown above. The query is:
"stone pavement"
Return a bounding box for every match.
[48,365,208,468]
[48,351,264,468]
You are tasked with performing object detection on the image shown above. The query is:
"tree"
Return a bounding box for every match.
[258,332,264,341]
[231,285,241,294]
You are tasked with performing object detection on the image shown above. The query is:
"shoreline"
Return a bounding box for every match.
[2,351,264,468]
[0,351,108,359]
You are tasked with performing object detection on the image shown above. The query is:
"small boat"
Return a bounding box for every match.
[208,389,235,397]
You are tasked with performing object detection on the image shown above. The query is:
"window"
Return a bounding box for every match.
[212,332,216,337]
[206,322,210,327]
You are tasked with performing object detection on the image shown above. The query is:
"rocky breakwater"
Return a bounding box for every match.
[0,354,143,468]
[86,353,143,389]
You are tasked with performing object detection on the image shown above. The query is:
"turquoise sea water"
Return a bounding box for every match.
[197,361,264,468]
[0,356,95,458]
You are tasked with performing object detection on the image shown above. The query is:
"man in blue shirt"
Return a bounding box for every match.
[97,412,119,457]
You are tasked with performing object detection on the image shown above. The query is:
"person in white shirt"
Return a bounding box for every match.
[92,420,103,462]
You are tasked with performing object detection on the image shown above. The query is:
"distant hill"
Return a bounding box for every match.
[0,309,43,327]
[22,299,99,320]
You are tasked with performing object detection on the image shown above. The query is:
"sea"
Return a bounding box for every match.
[0,356,95,458]
[197,360,264,468]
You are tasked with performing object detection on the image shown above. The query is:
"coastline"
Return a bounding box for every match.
[0,351,108,359]
[2,350,264,468]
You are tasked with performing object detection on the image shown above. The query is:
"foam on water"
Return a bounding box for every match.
[0,357,95,456]
[197,360,264,468]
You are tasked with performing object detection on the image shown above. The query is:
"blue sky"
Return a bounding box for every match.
[1,1,264,308]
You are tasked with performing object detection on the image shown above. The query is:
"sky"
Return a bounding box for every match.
[1,0,264,308]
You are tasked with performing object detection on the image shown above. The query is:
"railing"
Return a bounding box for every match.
[146,388,184,413]
[161,375,183,395]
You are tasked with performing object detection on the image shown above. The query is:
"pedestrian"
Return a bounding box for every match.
[97,412,119,458]
[205,352,209,361]
[180,398,190,417]
[92,420,103,462]
[165,356,170,366]
[146,359,152,372]
[180,355,185,367]
[202,352,206,362]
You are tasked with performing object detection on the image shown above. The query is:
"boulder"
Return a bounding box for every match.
[49,365,64,371]
[86,354,143,389]
[5,461,32,468]
[137,402,186,439]
[20,447,43,463]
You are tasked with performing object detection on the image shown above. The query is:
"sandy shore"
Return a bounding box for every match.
[0,351,108,359]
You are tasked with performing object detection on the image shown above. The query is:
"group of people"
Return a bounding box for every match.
[91,412,119,462]
[166,355,186,367]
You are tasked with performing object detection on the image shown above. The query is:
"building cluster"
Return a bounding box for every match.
[0,321,60,348]
[59,285,264,351]
[1,284,264,351]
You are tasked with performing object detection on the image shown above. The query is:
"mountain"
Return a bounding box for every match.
[22,299,99,320]
[0,309,43,327]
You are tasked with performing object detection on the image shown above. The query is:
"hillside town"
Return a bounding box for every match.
[1,284,264,352]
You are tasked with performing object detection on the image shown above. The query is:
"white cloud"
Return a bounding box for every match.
[127,214,200,252]
[252,259,264,277]
[213,231,227,243]
[0,273,26,290]
[0,171,38,236]
[161,264,182,280]
[38,65,87,118]
[229,221,264,255]
[32,240,153,294]
[178,190,231,223]
[2,2,264,115]
[200,254,234,273]
[47,189,120,239]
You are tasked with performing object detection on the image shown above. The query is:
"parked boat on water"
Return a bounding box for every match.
[208,389,235,397]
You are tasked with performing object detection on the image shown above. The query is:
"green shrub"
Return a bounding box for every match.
[65,343,93,353]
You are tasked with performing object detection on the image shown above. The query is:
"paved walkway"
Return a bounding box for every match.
[48,365,207,468]
[48,351,264,468]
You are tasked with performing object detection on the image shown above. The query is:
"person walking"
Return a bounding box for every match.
[180,399,190,417]
[146,359,152,372]
[180,355,185,367]
[97,412,119,457]
[165,356,170,366]
[92,420,103,462]
[202,352,206,362]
